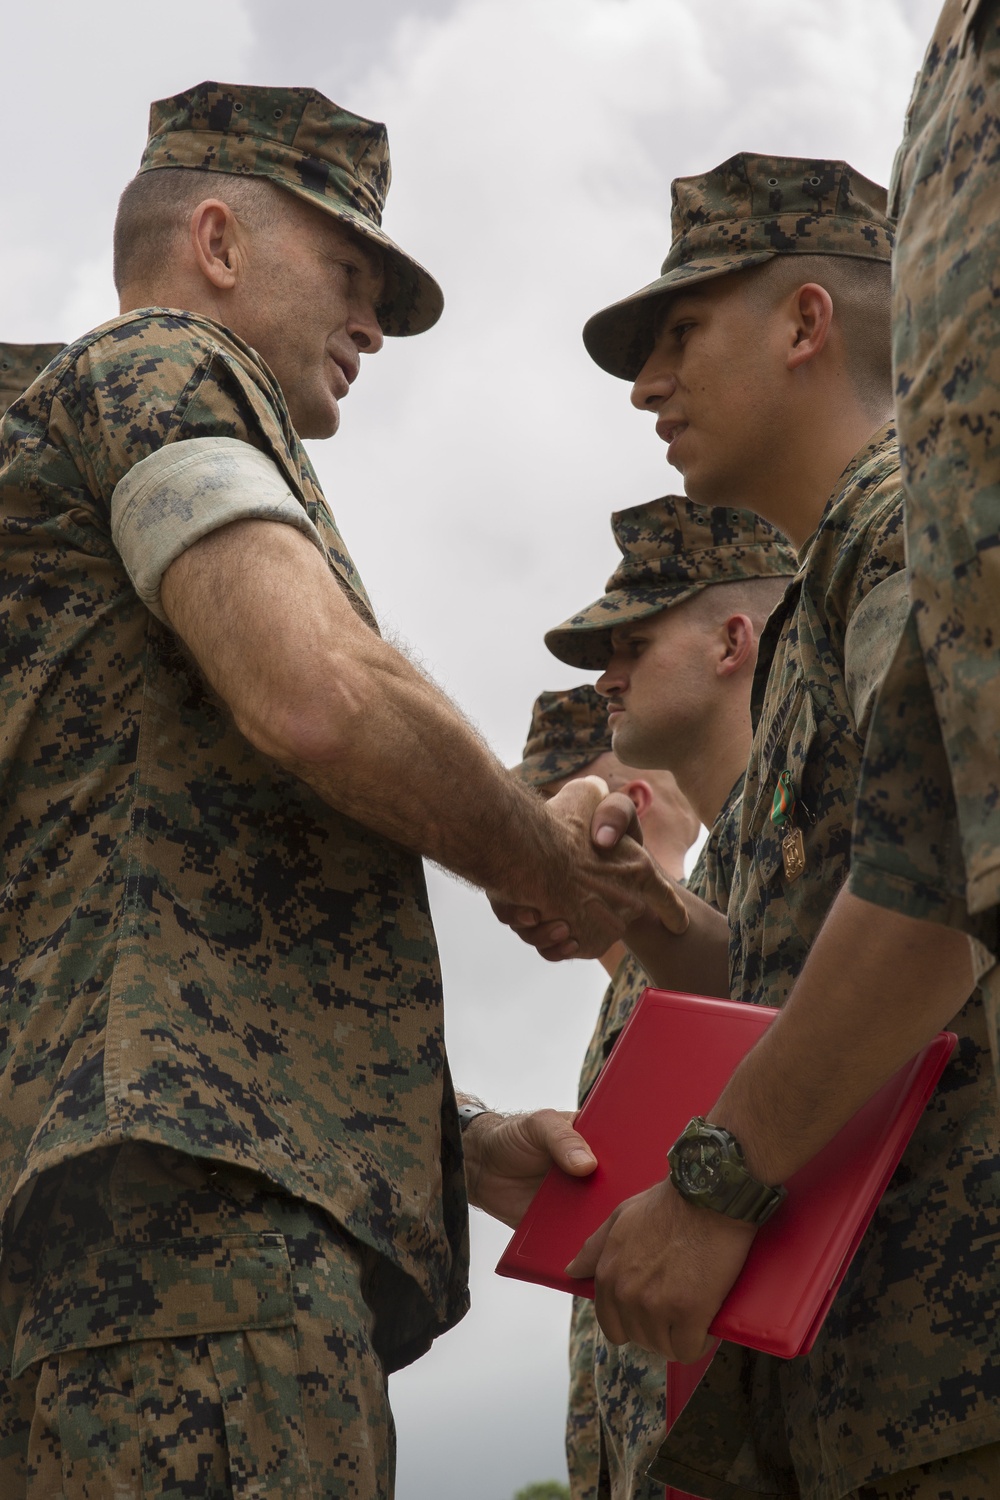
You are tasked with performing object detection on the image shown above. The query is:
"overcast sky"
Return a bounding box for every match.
[2,1,942,1494]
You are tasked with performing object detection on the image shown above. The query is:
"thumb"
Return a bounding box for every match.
[522,1108,597,1176]
[566,1213,615,1279]
[642,867,690,936]
[591,791,643,851]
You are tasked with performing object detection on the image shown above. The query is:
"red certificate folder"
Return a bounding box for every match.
[496,988,956,1359]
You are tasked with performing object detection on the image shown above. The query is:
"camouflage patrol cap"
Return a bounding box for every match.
[0,342,65,412]
[139,81,442,337]
[584,153,893,380]
[511,685,613,789]
[545,496,798,669]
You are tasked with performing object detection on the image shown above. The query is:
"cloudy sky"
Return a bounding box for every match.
[2,1,942,1493]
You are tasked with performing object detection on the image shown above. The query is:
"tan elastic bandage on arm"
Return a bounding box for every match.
[111,436,325,623]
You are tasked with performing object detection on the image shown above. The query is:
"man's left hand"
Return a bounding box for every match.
[463,1108,597,1228]
[566,1176,757,1361]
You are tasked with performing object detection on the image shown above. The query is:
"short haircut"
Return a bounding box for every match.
[685,573,792,634]
[113,168,285,293]
[742,253,892,417]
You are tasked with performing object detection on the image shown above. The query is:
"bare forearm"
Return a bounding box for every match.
[160,521,684,952]
[710,889,975,1183]
[162,520,549,893]
[624,886,730,997]
[280,637,549,892]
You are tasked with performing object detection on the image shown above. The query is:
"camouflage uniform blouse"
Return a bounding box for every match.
[567,784,744,1500]
[651,427,1000,1499]
[0,309,469,1372]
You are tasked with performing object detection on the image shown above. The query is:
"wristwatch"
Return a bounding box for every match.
[457,1101,492,1132]
[667,1116,787,1226]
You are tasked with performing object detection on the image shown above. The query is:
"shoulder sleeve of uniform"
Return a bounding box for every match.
[821,460,906,640]
[52,315,305,510]
[111,437,324,623]
[843,569,910,736]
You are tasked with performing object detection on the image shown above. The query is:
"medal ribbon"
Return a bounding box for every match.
[771,770,796,829]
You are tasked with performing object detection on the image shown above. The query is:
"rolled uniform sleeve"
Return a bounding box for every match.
[111,436,324,623]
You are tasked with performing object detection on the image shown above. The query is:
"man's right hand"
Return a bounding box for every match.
[489,776,689,961]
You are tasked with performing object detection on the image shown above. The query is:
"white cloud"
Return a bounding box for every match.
[0,0,257,338]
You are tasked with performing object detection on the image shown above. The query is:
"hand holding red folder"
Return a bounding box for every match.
[566,1167,757,1363]
[497,989,956,1361]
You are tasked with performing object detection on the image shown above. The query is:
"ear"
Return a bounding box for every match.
[786,282,834,371]
[189,199,241,292]
[617,778,653,819]
[717,613,755,678]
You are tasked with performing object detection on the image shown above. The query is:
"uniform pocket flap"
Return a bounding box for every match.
[12,1231,295,1378]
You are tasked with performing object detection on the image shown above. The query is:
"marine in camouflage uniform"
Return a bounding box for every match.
[581,157,1000,1500]
[0,343,64,413]
[543,498,796,1500]
[849,2,1000,1069]
[0,85,469,1500]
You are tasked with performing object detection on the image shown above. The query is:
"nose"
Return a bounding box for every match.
[630,353,676,412]
[350,300,385,356]
[596,657,627,697]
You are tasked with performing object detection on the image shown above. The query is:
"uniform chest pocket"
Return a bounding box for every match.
[748,687,820,890]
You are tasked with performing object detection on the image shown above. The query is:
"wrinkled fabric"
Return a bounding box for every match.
[0,1144,395,1499]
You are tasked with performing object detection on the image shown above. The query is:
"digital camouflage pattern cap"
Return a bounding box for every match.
[584,153,893,380]
[0,342,65,412]
[139,81,443,337]
[545,496,798,670]
[511,685,613,789]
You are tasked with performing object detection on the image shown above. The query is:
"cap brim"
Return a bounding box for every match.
[582,251,776,380]
[544,585,700,669]
[277,183,444,338]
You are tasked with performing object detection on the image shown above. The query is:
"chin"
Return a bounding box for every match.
[295,396,341,441]
[680,467,726,507]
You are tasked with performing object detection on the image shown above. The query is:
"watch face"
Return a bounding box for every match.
[675,1135,724,1192]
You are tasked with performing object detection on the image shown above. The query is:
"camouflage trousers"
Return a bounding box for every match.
[567,1297,604,1500]
[849,1440,1000,1499]
[0,1143,394,1499]
[567,1297,677,1500]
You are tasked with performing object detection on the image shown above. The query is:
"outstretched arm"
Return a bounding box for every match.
[161,518,688,956]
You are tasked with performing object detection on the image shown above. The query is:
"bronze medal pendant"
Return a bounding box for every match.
[782,826,806,883]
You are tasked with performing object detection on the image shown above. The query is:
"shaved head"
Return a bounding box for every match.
[680,573,793,634]
[113,168,286,293]
[742,253,892,418]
